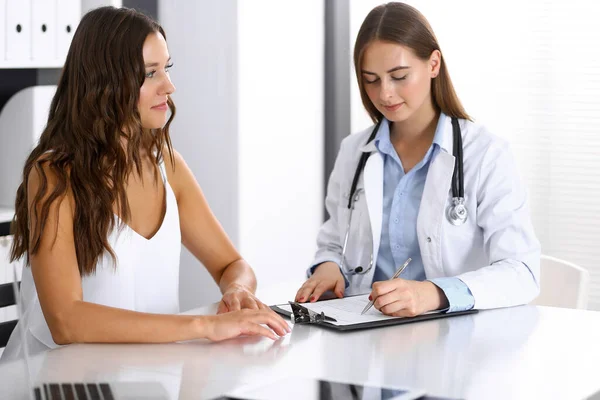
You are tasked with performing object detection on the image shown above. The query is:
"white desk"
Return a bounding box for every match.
[0,285,599,400]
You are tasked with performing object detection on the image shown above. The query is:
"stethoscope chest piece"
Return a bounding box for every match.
[446,197,468,226]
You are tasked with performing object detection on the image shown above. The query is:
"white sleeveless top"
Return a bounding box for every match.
[1,159,181,361]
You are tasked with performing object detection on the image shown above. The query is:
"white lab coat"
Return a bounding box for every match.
[311,114,540,309]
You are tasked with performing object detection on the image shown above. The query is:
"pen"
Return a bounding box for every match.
[361,257,412,315]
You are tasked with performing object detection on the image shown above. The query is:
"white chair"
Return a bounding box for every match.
[531,255,590,309]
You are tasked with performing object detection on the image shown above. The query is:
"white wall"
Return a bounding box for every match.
[159,0,239,310]
[238,1,324,292]
[81,0,122,13]
[349,0,600,310]
[160,1,324,309]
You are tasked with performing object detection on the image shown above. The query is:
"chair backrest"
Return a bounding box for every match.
[531,255,590,309]
[1,228,19,349]
[0,281,19,348]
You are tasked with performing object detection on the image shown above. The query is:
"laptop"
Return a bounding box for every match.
[11,264,170,400]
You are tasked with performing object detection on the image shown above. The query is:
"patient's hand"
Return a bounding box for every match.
[205,309,290,341]
[218,283,270,314]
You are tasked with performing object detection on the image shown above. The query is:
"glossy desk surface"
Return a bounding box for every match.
[1,284,599,400]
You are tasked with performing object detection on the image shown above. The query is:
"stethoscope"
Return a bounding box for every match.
[339,117,467,276]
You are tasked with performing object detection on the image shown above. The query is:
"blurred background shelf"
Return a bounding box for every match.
[0,208,13,237]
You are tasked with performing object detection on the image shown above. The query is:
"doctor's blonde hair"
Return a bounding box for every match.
[354,2,470,123]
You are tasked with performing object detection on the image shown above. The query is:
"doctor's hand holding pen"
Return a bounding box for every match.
[360,259,449,317]
[367,278,449,317]
[295,262,346,303]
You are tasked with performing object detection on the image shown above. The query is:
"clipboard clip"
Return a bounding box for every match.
[288,301,337,324]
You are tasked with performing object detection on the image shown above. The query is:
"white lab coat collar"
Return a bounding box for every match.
[359,134,378,153]
[437,113,454,155]
[358,113,454,155]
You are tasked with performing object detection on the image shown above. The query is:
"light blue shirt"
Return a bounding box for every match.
[372,115,474,312]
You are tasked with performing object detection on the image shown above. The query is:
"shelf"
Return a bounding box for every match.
[0,208,14,237]
[0,61,64,69]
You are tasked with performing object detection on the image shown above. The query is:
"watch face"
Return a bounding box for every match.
[213,378,426,400]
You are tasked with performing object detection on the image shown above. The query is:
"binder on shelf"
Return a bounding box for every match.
[0,0,6,62]
[56,0,81,63]
[5,0,31,62]
[31,0,57,63]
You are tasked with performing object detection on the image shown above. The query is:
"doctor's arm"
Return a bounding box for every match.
[455,141,541,309]
[165,150,273,314]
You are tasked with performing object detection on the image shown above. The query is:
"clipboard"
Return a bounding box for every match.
[271,295,478,332]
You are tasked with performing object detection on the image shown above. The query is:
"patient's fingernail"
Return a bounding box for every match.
[310,296,316,302]
[298,297,304,302]
[368,295,372,301]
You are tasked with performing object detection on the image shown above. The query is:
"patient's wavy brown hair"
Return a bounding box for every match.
[10,6,176,275]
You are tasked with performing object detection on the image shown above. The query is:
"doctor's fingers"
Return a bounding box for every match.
[295,279,320,302]
[309,280,339,302]
[333,279,345,298]
[380,298,419,317]
[373,290,404,310]
[371,279,405,298]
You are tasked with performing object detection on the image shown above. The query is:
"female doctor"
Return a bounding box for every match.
[295,2,540,316]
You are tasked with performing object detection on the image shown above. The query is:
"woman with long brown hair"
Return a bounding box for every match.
[2,6,288,361]
[296,2,540,315]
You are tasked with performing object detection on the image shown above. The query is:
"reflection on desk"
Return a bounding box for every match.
[0,292,599,400]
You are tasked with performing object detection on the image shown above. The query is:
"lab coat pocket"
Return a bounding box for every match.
[442,218,477,242]
[441,199,482,273]
[442,200,478,246]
